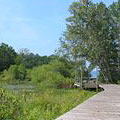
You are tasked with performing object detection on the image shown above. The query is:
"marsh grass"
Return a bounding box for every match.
[0,61,96,120]
[0,83,96,120]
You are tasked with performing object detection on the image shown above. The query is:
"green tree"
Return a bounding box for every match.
[59,0,119,83]
[0,43,16,72]
[109,0,120,73]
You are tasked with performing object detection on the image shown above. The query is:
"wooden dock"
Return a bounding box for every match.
[56,84,120,120]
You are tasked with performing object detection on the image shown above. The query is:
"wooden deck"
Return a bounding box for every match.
[56,84,120,120]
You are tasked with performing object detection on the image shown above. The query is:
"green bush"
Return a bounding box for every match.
[1,64,27,82]
[18,64,26,80]
[0,88,23,120]
[29,60,74,88]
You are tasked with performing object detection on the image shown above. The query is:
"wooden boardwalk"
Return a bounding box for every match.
[56,84,120,120]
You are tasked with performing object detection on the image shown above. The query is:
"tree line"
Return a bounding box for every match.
[0,43,77,84]
[0,43,54,72]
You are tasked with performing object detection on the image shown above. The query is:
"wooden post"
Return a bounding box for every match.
[80,67,83,89]
[75,55,77,83]
[96,77,98,92]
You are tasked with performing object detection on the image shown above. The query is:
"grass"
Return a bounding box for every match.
[0,83,96,120]
[0,61,97,120]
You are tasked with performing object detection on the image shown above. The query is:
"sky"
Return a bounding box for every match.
[0,0,118,56]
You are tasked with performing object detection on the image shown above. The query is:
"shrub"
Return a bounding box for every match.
[18,64,26,80]
[0,88,23,120]
[29,60,74,88]
[1,64,27,82]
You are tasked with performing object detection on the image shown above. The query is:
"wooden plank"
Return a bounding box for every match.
[56,84,120,120]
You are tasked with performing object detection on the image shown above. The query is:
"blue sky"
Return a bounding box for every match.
[0,0,118,56]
